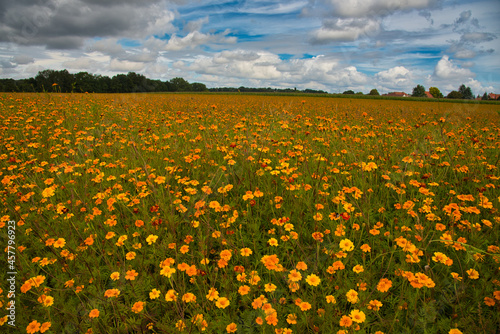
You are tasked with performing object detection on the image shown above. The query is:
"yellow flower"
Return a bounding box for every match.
[353,265,364,273]
[449,329,463,334]
[149,289,161,299]
[41,187,55,198]
[268,238,278,246]
[349,309,366,323]
[146,234,158,245]
[305,274,321,287]
[216,297,230,309]
[165,289,177,302]
[264,283,277,292]
[53,238,66,248]
[346,289,359,304]
[38,294,54,307]
[240,247,253,256]
[326,295,336,304]
[339,239,354,251]
[110,272,120,280]
[206,287,219,301]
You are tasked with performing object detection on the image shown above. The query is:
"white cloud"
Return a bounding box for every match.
[162,30,236,51]
[433,55,474,80]
[311,18,380,43]
[323,0,436,18]
[109,59,145,72]
[63,57,97,70]
[12,54,34,65]
[89,39,124,56]
[454,49,476,58]
[185,17,209,32]
[376,66,412,85]
[144,8,176,36]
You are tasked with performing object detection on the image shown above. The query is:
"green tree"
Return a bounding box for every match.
[170,77,191,92]
[369,89,380,96]
[429,87,443,98]
[459,84,473,99]
[191,82,208,92]
[447,91,463,99]
[412,84,426,97]
[343,90,355,94]
[481,92,489,100]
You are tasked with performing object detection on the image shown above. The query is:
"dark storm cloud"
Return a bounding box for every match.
[0,0,176,49]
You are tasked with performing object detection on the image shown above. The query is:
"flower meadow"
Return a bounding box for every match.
[0,92,499,334]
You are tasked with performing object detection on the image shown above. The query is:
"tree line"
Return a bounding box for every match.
[0,69,497,99]
[0,69,328,94]
[411,84,497,100]
[0,69,208,93]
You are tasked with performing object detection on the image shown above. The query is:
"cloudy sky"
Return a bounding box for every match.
[0,0,499,94]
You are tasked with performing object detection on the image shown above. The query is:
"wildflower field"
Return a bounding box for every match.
[1,92,499,334]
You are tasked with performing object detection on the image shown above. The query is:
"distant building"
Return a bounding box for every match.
[488,93,500,100]
[383,92,409,97]
[424,91,434,98]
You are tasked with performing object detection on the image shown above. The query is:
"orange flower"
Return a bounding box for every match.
[165,289,177,302]
[299,301,311,311]
[89,309,100,318]
[288,269,302,282]
[238,285,250,295]
[466,269,479,279]
[484,297,495,306]
[125,270,138,280]
[226,323,237,333]
[131,301,145,313]
[377,278,392,292]
[339,315,353,327]
[37,294,54,307]
[40,322,51,333]
[182,293,197,303]
[449,329,463,334]
[27,320,41,334]
[296,261,308,270]
[104,289,120,298]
